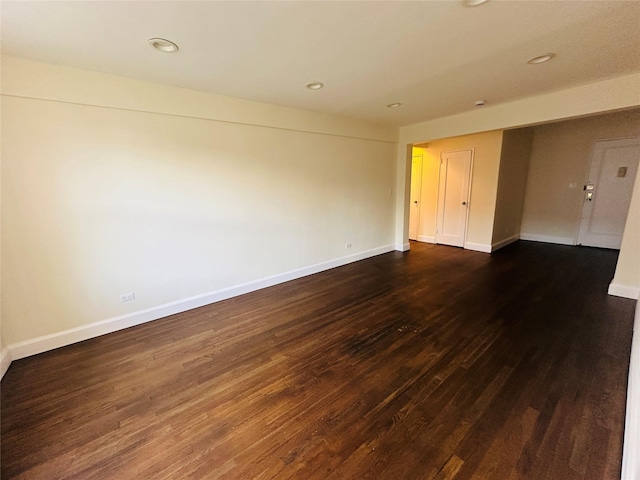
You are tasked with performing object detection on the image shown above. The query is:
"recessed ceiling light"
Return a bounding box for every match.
[387,103,402,108]
[474,100,486,107]
[306,82,324,90]
[463,0,489,6]
[527,53,555,65]
[148,38,179,53]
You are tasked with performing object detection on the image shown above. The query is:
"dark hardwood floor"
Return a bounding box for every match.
[1,241,636,479]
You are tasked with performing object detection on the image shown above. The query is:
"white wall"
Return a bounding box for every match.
[610,165,640,300]
[623,306,640,479]
[1,56,398,356]
[0,331,8,379]
[492,128,533,248]
[521,110,640,245]
[395,72,640,248]
[610,152,640,480]
[410,131,504,252]
[0,87,7,377]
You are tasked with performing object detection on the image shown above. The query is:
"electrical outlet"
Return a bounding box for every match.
[346,243,352,249]
[120,292,135,302]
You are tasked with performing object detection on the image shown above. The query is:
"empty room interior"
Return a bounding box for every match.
[1,1,640,479]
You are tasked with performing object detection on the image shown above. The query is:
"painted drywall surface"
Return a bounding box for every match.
[399,73,640,146]
[395,143,413,250]
[415,132,504,248]
[0,335,9,379]
[1,68,397,346]
[521,110,640,242]
[492,128,533,245]
[0,93,5,374]
[622,305,640,479]
[612,165,640,292]
[395,73,640,247]
[1,55,398,144]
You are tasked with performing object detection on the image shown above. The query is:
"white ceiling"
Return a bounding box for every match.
[2,1,639,127]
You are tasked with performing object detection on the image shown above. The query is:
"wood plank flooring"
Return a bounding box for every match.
[1,240,636,479]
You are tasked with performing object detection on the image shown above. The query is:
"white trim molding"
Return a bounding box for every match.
[519,233,575,246]
[1,346,12,380]
[464,242,492,253]
[395,242,411,252]
[7,244,396,361]
[491,234,520,252]
[416,235,436,244]
[608,283,640,300]
[622,305,640,480]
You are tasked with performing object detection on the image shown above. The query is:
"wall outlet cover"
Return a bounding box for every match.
[120,292,136,302]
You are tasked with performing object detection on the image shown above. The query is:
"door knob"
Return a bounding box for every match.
[414,200,418,204]
[462,202,467,206]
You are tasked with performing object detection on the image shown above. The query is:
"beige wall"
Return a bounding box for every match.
[0,335,7,376]
[3,55,640,356]
[400,73,640,147]
[395,73,640,248]
[611,165,640,298]
[2,57,397,144]
[492,128,533,246]
[410,132,504,250]
[521,110,640,243]
[0,97,4,365]
[1,57,398,347]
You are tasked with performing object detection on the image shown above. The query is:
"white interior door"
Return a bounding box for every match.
[577,137,640,249]
[436,150,472,247]
[409,155,423,241]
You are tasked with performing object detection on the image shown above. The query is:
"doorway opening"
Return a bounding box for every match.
[409,154,422,241]
[577,137,640,249]
[408,145,473,248]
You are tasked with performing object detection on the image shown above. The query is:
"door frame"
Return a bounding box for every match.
[576,136,640,248]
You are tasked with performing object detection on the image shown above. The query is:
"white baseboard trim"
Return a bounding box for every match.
[417,235,436,244]
[491,234,520,252]
[519,233,575,246]
[7,244,396,361]
[608,283,640,300]
[395,242,410,252]
[464,242,492,253]
[0,346,12,381]
[622,305,640,480]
